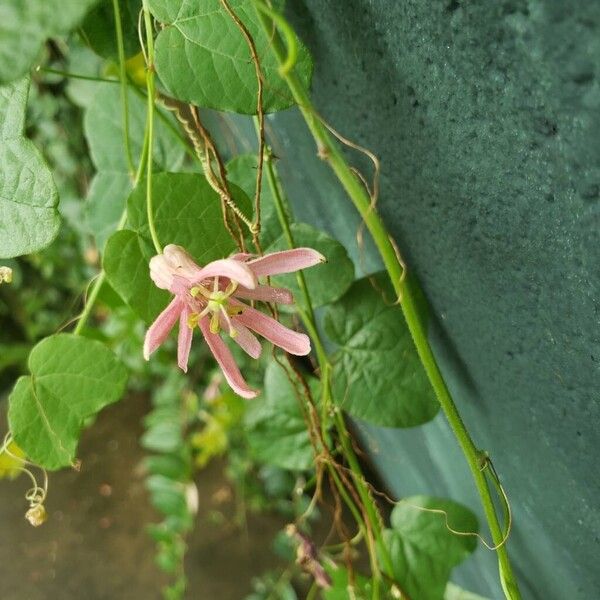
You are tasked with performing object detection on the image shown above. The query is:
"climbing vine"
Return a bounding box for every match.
[0,1,522,599]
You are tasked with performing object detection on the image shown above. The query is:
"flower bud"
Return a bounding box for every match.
[25,504,47,527]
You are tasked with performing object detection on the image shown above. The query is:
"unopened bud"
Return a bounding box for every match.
[25,504,47,527]
[0,266,12,284]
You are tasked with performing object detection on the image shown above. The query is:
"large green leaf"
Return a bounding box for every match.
[147,0,313,114]
[8,334,127,470]
[84,83,184,250]
[267,223,355,310]
[0,0,100,83]
[0,77,60,258]
[245,360,318,471]
[103,229,169,323]
[324,274,439,427]
[383,496,479,600]
[227,153,284,248]
[127,172,252,264]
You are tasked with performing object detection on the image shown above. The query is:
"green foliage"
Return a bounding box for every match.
[147,0,313,114]
[127,172,251,263]
[267,223,355,309]
[104,229,169,323]
[82,0,142,59]
[323,566,374,600]
[245,360,319,471]
[227,153,283,248]
[0,77,60,258]
[8,334,127,469]
[142,372,196,600]
[383,496,479,600]
[324,274,439,427]
[104,172,252,322]
[0,0,99,83]
[84,82,184,250]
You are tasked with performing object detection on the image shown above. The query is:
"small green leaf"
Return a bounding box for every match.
[227,153,284,248]
[324,274,439,427]
[0,0,100,83]
[147,0,313,114]
[245,360,318,471]
[127,172,252,265]
[103,229,170,323]
[0,77,60,258]
[383,496,479,600]
[323,566,373,600]
[267,223,355,310]
[83,83,184,250]
[8,334,127,470]
[146,474,188,518]
[444,583,490,600]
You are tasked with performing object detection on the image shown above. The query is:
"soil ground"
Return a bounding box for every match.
[0,394,288,600]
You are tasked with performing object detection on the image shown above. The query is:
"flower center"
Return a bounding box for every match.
[189,278,241,337]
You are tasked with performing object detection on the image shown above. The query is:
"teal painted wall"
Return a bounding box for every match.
[264,1,599,597]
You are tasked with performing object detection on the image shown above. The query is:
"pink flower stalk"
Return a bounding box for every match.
[144,244,325,398]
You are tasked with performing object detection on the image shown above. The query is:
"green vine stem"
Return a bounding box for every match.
[141,0,162,255]
[260,131,394,597]
[254,5,521,599]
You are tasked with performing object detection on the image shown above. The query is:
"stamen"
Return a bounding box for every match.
[190,284,211,299]
[187,312,199,329]
[220,306,237,338]
[209,311,220,334]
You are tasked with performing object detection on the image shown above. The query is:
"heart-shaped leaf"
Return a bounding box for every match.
[324,273,439,427]
[8,334,128,470]
[383,496,479,600]
[0,77,60,258]
[147,0,313,114]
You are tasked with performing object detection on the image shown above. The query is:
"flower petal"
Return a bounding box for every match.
[177,306,193,372]
[234,303,311,356]
[234,284,294,304]
[143,297,183,360]
[163,244,203,279]
[229,320,262,359]
[195,258,257,289]
[199,318,259,399]
[247,248,325,277]
[149,254,174,290]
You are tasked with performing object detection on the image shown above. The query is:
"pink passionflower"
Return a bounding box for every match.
[143,244,325,398]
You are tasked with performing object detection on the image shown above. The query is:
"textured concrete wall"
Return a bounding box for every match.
[269,1,600,597]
